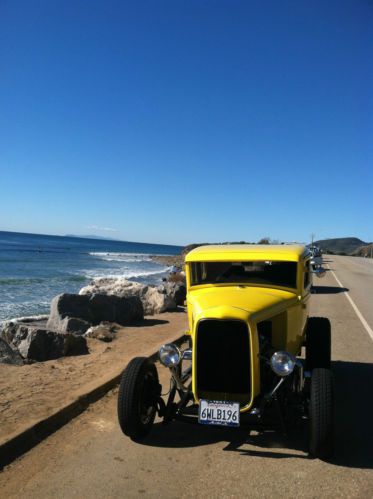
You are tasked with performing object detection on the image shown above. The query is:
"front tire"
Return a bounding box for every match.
[309,368,334,459]
[306,317,331,369]
[117,357,160,440]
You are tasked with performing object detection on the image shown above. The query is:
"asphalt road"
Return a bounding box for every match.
[324,255,373,341]
[1,256,373,498]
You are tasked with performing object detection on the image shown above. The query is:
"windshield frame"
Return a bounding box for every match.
[189,260,299,291]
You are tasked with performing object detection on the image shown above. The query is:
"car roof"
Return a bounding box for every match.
[185,244,308,263]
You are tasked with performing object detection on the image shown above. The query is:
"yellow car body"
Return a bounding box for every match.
[118,243,333,458]
[185,244,312,413]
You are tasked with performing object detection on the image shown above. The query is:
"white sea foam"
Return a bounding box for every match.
[89,252,174,262]
[0,302,51,325]
[3,314,49,324]
[83,266,171,280]
[89,252,153,262]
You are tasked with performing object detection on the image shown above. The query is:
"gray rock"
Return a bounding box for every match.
[88,294,117,323]
[63,333,88,357]
[17,328,88,361]
[1,322,29,348]
[79,278,177,315]
[47,294,92,332]
[157,282,186,306]
[53,317,91,335]
[1,319,88,361]
[84,324,116,342]
[0,338,23,365]
[115,296,144,324]
[47,292,144,333]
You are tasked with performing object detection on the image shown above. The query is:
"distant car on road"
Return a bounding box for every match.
[309,245,323,268]
[117,244,333,459]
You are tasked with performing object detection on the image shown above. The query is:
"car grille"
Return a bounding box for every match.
[196,319,251,405]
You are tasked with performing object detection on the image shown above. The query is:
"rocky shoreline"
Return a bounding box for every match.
[150,254,184,267]
[0,248,189,452]
[0,272,186,365]
[150,243,203,268]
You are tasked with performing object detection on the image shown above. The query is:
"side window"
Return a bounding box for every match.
[304,260,310,289]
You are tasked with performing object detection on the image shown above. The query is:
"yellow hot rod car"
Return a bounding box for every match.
[117,244,333,458]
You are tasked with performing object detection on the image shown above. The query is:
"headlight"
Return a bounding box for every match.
[270,351,296,377]
[159,343,181,367]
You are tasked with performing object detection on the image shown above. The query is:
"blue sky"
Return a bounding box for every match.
[0,0,372,246]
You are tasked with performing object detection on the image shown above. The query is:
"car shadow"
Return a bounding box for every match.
[139,361,373,469]
[130,318,170,327]
[141,410,310,458]
[311,286,349,294]
[329,360,373,469]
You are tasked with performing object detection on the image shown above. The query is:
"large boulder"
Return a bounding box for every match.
[157,282,186,306]
[1,321,30,347]
[47,292,144,333]
[0,320,88,361]
[1,317,48,345]
[17,329,88,361]
[52,317,92,335]
[79,278,177,315]
[47,294,93,333]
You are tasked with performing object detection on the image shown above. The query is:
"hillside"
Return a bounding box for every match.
[315,237,369,255]
[351,243,373,258]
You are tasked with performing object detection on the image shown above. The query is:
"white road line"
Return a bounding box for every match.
[327,266,373,342]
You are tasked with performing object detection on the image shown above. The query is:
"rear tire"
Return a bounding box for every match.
[309,368,334,459]
[117,357,160,440]
[306,317,331,369]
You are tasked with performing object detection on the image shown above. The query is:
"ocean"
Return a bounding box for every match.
[0,231,182,323]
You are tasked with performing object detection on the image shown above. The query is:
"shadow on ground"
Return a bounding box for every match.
[312,286,349,294]
[139,361,373,469]
[130,318,169,327]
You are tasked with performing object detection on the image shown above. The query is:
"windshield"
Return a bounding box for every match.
[190,261,297,289]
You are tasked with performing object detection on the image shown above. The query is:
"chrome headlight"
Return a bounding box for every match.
[270,351,296,377]
[159,343,181,367]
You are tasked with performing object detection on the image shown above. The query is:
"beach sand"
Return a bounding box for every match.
[0,310,187,446]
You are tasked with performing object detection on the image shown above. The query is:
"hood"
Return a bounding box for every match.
[188,285,297,322]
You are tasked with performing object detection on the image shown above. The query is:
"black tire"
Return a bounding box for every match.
[117,357,160,440]
[306,317,331,370]
[309,368,334,459]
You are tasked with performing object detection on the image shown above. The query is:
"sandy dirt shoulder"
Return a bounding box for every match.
[0,310,187,446]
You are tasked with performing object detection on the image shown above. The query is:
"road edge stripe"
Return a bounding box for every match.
[328,266,373,342]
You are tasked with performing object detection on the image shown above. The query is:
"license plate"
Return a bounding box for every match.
[198,400,240,427]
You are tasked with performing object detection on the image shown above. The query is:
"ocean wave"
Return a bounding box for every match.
[89,252,172,263]
[0,301,51,324]
[83,266,171,280]
[64,275,88,283]
[0,277,46,285]
[0,275,87,286]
